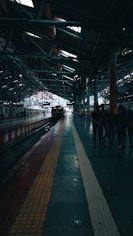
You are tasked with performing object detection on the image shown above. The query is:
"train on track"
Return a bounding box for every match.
[51,105,65,119]
[0,103,45,119]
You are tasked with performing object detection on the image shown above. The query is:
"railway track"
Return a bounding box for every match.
[0,118,57,185]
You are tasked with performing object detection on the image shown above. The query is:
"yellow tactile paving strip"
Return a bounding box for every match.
[71,120,121,236]
[8,119,65,236]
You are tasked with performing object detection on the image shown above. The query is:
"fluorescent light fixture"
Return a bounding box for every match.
[73,58,78,62]
[13,80,18,83]
[60,50,77,58]
[25,32,41,39]
[62,65,75,72]
[124,74,130,79]
[63,75,74,81]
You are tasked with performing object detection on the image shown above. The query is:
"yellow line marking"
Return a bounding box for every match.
[8,120,65,236]
[71,120,121,236]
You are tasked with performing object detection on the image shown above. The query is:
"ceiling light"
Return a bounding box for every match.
[60,50,77,58]
[25,32,41,39]
[13,80,18,83]
[62,65,75,72]
[63,75,74,81]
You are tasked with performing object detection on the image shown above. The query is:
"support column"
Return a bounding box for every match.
[109,53,117,112]
[78,93,81,108]
[82,92,85,117]
[86,85,90,121]
[87,85,90,112]
[94,75,98,110]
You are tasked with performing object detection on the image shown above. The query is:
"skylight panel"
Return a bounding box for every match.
[67,26,81,33]
[56,17,65,22]
[56,17,81,33]
[12,0,34,8]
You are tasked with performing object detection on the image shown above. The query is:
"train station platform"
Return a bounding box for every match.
[0,114,133,236]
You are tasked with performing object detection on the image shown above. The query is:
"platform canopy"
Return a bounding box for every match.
[0,0,133,103]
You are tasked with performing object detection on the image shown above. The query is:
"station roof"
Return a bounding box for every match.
[0,0,133,103]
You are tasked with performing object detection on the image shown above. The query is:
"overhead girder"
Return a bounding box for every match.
[0,18,83,27]
[32,70,76,75]
[0,0,133,103]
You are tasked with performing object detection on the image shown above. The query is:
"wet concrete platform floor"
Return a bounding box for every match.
[43,116,93,236]
[74,116,133,236]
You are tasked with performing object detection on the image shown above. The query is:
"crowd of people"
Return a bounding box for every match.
[91,104,133,149]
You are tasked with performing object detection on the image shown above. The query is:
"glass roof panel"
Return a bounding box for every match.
[11,0,34,8]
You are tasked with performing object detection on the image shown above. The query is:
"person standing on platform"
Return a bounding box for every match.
[108,109,117,145]
[116,104,126,149]
[91,105,101,145]
[99,104,108,147]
